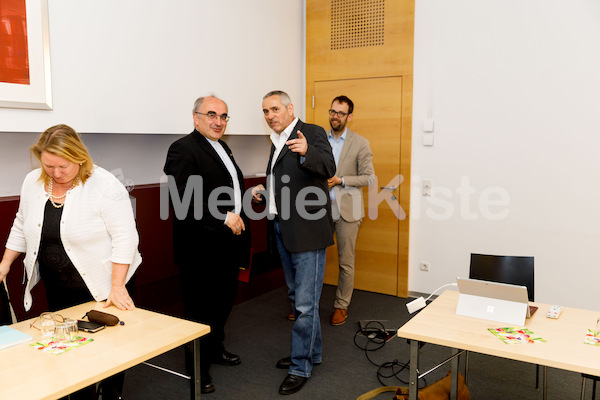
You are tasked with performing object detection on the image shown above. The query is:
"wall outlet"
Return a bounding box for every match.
[422,180,432,197]
[419,261,430,272]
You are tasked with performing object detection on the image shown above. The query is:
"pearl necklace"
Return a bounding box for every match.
[47,178,79,209]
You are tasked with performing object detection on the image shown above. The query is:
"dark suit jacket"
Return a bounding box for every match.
[268,119,336,253]
[164,129,250,267]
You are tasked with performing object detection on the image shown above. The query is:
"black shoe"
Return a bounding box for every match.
[279,374,308,395]
[276,356,321,369]
[201,374,215,394]
[213,350,241,366]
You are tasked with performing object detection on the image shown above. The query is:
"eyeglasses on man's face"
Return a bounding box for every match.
[195,111,230,122]
[328,109,349,118]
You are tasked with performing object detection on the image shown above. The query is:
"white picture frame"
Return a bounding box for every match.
[0,0,52,110]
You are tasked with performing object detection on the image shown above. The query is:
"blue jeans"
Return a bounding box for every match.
[274,220,326,378]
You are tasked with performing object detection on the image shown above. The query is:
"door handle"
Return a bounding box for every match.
[380,185,397,191]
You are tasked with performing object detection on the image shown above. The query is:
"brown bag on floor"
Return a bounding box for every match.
[396,371,469,400]
[356,371,469,400]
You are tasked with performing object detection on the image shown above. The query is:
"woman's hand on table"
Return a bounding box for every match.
[104,285,135,310]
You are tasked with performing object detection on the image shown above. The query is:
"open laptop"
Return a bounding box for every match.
[455,277,534,326]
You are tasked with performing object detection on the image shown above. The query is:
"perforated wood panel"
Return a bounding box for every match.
[330,0,385,50]
[307,0,414,297]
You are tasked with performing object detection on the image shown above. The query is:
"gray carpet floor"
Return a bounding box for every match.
[121,284,593,399]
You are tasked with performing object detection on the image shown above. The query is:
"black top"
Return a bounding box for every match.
[38,200,87,290]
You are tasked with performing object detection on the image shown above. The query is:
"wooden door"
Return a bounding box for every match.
[313,77,404,296]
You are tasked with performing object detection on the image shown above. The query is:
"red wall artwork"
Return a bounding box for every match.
[0,0,30,85]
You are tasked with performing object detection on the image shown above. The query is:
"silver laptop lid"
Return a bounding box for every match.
[456,277,529,303]
[456,277,529,326]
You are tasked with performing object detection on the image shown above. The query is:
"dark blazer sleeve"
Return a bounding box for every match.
[164,136,198,204]
[294,122,336,179]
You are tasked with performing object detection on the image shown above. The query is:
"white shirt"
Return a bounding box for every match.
[6,166,142,311]
[205,137,242,217]
[268,117,298,215]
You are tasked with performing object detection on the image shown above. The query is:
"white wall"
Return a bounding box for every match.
[410,0,600,309]
[0,0,303,196]
[0,0,304,134]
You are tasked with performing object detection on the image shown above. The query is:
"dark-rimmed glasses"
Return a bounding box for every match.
[328,109,349,118]
[195,111,230,122]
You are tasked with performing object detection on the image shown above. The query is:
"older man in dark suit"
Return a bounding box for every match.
[252,90,336,395]
[164,95,250,394]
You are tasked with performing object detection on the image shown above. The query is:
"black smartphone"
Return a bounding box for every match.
[77,320,106,333]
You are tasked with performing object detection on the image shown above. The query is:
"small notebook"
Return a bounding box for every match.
[0,325,33,350]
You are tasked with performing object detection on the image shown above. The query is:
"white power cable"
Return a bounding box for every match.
[406,282,457,314]
[423,282,457,302]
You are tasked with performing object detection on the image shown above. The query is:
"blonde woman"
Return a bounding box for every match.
[0,124,141,400]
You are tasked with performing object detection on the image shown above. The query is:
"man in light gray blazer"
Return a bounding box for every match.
[327,95,375,326]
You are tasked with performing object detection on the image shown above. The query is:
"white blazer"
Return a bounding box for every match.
[6,166,142,311]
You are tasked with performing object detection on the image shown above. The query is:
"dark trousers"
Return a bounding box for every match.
[179,247,240,374]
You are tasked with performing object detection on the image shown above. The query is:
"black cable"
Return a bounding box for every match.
[353,321,429,388]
